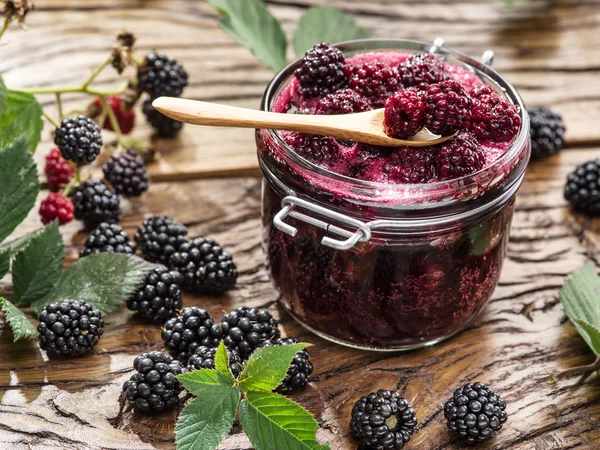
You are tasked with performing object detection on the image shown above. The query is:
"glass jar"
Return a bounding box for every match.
[257,39,531,351]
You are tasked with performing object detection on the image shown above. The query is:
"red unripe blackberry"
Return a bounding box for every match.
[470,93,521,142]
[295,42,347,98]
[90,95,135,134]
[383,90,425,139]
[45,148,75,192]
[383,146,437,184]
[397,53,446,88]
[435,133,485,180]
[39,192,75,225]
[423,80,472,136]
[314,89,370,115]
[348,62,401,106]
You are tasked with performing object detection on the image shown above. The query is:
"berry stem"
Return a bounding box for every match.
[98,94,124,143]
[42,110,59,128]
[81,54,113,89]
[553,357,600,381]
[55,93,64,120]
[62,175,78,197]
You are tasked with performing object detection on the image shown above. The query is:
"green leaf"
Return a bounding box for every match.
[175,387,240,450]
[239,342,310,393]
[177,368,234,396]
[0,137,39,243]
[31,254,157,315]
[208,0,287,72]
[0,77,7,115]
[0,90,44,152]
[214,341,235,381]
[0,229,43,255]
[293,6,371,56]
[572,319,600,356]
[12,221,64,306]
[0,297,37,342]
[0,249,9,279]
[559,263,600,356]
[239,391,330,450]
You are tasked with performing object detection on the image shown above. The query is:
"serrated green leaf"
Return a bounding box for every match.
[214,341,235,381]
[239,391,330,450]
[239,343,310,393]
[0,137,39,243]
[0,90,44,152]
[572,319,600,356]
[208,0,287,72]
[293,6,371,57]
[0,78,7,115]
[0,229,43,255]
[177,368,234,396]
[0,297,37,342]
[175,387,240,450]
[0,249,9,279]
[12,221,64,306]
[31,254,157,315]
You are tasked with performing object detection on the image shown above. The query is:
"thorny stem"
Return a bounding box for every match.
[81,54,112,89]
[42,110,59,127]
[55,93,64,121]
[553,357,600,381]
[62,174,78,197]
[98,94,123,144]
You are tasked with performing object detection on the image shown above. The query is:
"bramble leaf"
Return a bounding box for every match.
[0,90,44,152]
[214,341,235,381]
[177,368,234,396]
[0,297,37,342]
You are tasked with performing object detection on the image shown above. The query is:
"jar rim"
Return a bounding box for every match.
[260,38,530,205]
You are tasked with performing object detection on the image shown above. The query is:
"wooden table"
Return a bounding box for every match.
[1,1,600,449]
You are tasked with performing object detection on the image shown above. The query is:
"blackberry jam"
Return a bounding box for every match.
[258,39,531,350]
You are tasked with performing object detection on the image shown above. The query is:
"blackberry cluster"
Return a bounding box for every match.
[80,222,136,257]
[383,90,425,139]
[70,179,121,229]
[39,192,74,225]
[122,351,184,412]
[161,307,223,361]
[528,106,566,159]
[137,52,188,98]
[295,42,347,98]
[350,389,417,450]
[259,337,313,393]
[564,159,600,216]
[45,148,74,192]
[187,345,244,376]
[54,115,103,165]
[221,306,280,359]
[142,99,184,138]
[397,53,446,89]
[168,238,238,294]
[435,133,485,180]
[314,89,370,115]
[444,382,508,444]
[348,62,401,106]
[383,147,437,184]
[37,300,104,357]
[470,93,521,142]
[423,80,472,136]
[126,266,183,321]
[103,149,149,197]
[284,132,338,165]
[135,216,188,264]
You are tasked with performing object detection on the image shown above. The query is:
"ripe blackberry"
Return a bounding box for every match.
[383,146,437,184]
[169,238,238,294]
[80,222,136,257]
[90,95,135,134]
[69,179,121,229]
[348,62,401,106]
[45,148,75,192]
[350,389,417,450]
[259,337,313,393]
[54,115,103,165]
[187,345,243,376]
[284,132,338,166]
[423,80,472,136]
[529,106,566,159]
[37,300,104,357]
[564,159,600,216]
[122,351,184,412]
[137,52,188,98]
[126,266,183,321]
[295,42,347,98]
[397,53,446,89]
[221,307,280,359]
[383,90,425,139]
[103,149,149,197]
[134,216,188,264]
[314,89,370,115]
[142,98,184,138]
[435,133,485,180]
[470,93,521,142]
[444,382,508,444]
[39,192,74,225]
[161,307,223,361]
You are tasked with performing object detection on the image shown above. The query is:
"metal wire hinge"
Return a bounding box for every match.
[273,196,371,251]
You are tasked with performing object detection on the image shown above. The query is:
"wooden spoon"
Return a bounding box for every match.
[152,97,455,147]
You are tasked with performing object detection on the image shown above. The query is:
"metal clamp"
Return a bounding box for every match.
[273,196,371,250]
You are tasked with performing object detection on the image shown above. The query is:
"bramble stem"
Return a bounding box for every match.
[98,95,123,144]
[82,55,112,89]
[42,111,59,128]
[62,175,78,197]
[22,84,127,96]
[553,357,600,381]
[55,93,64,120]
